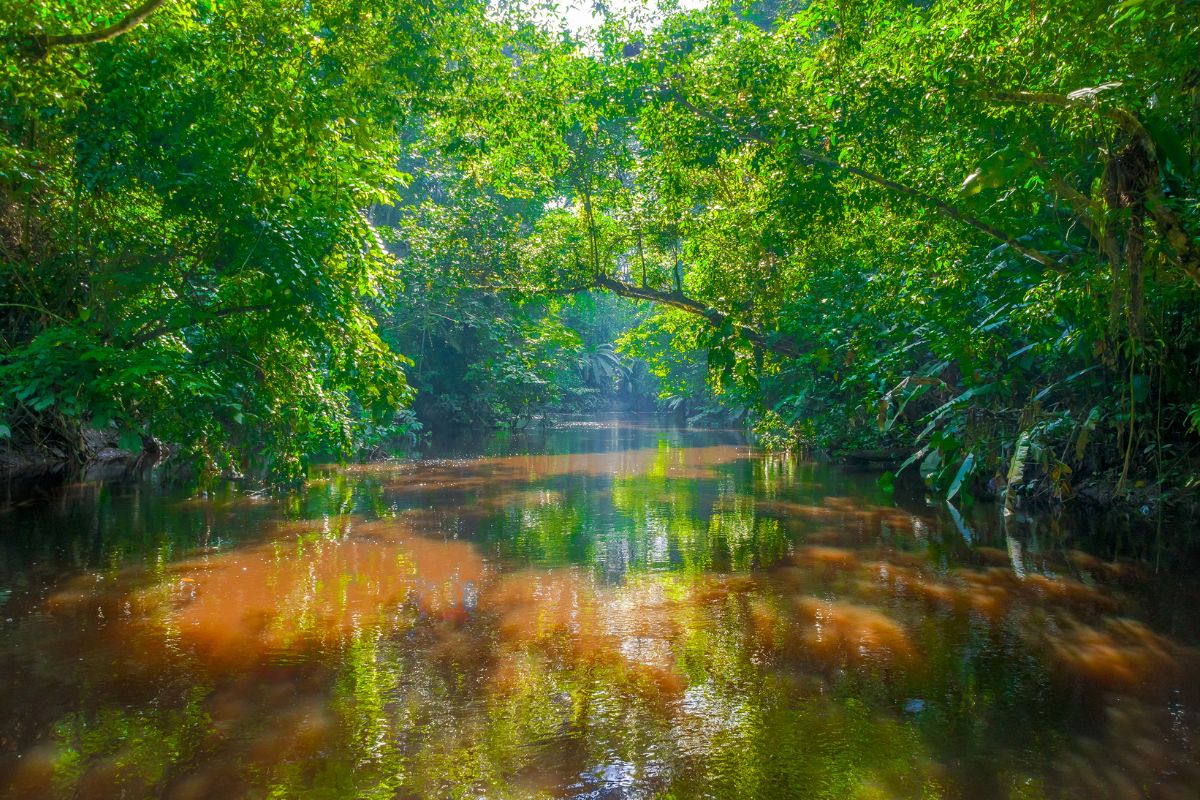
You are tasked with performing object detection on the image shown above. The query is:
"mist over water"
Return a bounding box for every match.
[1,416,1197,799]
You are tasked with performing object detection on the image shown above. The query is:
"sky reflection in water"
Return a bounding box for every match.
[0,417,1197,799]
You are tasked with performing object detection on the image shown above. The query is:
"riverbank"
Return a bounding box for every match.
[5,417,1198,520]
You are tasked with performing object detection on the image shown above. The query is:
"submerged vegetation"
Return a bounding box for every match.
[3,0,1199,503]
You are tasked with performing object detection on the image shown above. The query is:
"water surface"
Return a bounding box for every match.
[1,417,1197,799]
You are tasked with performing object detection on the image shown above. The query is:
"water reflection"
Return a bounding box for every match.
[0,417,1197,799]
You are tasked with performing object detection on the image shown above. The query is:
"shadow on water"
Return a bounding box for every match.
[0,415,1198,799]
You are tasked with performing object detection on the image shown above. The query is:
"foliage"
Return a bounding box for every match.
[378,146,660,428]
[411,0,1200,504]
[3,0,1198,501]
[1,0,480,482]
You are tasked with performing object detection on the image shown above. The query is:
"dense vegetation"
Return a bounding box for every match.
[3,0,1199,505]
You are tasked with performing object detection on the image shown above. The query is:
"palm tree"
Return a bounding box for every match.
[577,342,623,390]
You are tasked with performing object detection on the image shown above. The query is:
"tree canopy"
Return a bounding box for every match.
[3,0,1199,502]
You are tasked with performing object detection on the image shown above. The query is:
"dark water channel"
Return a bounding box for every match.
[0,416,1197,799]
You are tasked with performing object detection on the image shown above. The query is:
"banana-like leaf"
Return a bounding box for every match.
[917,384,997,441]
[897,443,931,475]
[1066,82,1123,100]
[1004,431,1032,515]
[1006,534,1026,579]
[880,375,939,432]
[947,452,975,501]
[1007,431,1031,487]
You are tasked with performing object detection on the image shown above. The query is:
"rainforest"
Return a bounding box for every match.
[1,1,1199,798]
[1,0,1197,503]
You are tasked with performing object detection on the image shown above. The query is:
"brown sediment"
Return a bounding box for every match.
[474,488,566,510]
[787,596,915,666]
[872,562,959,608]
[183,542,474,658]
[483,569,691,706]
[748,596,782,649]
[1065,549,1106,572]
[956,568,1021,620]
[1023,572,1118,611]
[763,533,1140,646]
[691,573,757,603]
[788,545,860,571]
[771,564,818,596]
[1044,616,1188,694]
[489,569,595,648]
[6,428,1200,800]
[972,546,1013,567]
[1057,550,1145,585]
[761,497,922,535]
[1054,701,1200,799]
[0,743,58,799]
[42,516,492,665]
[802,527,855,544]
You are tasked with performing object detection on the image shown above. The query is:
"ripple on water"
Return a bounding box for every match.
[0,421,1197,799]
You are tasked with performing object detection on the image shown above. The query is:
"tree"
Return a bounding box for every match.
[1,0,482,482]
[414,0,1200,502]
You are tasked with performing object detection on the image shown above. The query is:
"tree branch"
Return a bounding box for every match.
[986,88,1200,288]
[473,277,808,359]
[665,88,1066,273]
[594,274,808,359]
[985,88,1152,148]
[18,0,170,58]
[128,303,270,347]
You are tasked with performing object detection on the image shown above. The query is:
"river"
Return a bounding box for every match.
[0,416,1196,799]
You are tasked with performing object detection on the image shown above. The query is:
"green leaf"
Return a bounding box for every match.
[917,384,996,440]
[1005,431,1032,515]
[946,452,975,501]
[958,148,1033,197]
[1032,366,1100,402]
[1065,82,1124,100]
[1008,432,1032,487]
[958,168,987,197]
[1145,114,1192,178]
[1073,406,1101,463]
[897,444,930,475]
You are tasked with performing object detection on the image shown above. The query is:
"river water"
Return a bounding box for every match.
[0,416,1196,799]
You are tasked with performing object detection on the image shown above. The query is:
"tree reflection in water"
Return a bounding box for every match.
[0,419,1197,799]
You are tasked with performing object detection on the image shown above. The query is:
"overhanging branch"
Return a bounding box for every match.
[471,276,808,359]
[17,0,169,58]
[985,88,1151,146]
[128,303,271,347]
[595,274,808,359]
